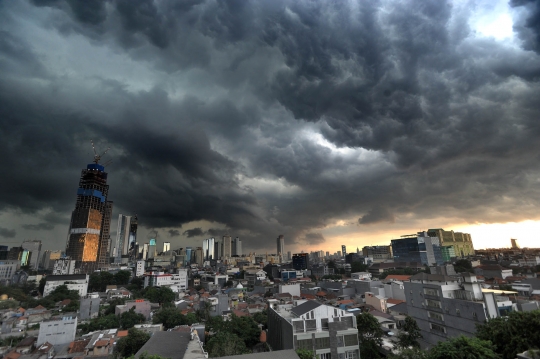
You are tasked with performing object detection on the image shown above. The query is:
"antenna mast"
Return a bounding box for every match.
[91,140,110,164]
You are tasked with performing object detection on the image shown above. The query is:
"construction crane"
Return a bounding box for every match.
[91,140,110,164]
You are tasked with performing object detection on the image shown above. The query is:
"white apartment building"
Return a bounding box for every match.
[37,316,77,346]
[0,260,20,283]
[143,269,188,291]
[43,274,89,297]
[268,300,360,359]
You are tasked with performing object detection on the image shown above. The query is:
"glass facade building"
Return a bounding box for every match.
[391,232,444,266]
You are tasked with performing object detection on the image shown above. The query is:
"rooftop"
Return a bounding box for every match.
[290,300,321,317]
[135,331,190,359]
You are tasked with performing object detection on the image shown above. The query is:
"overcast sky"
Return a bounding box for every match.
[1,0,540,254]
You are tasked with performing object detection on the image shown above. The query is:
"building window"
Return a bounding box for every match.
[428,311,444,321]
[293,321,305,333]
[315,337,330,349]
[345,351,358,359]
[426,299,441,309]
[424,288,439,296]
[321,318,329,330]
[430,323,446,333]
[320,353,331,359]
[297,339,312,350]
[344,334,358,346]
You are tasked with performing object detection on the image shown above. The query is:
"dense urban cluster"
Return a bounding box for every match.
[1,159,540,359]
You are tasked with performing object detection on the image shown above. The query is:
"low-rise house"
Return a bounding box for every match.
[107,287,132,301]
[365,292,388,313]
[80,293,101,320]
[115,299,151,320]
[351,272,372,280]
[474,265,513,280]
[43,274,89,297]
[15,337,36,354]
[37,317,77,346]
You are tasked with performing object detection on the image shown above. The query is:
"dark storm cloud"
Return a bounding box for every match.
[0,227,16,238]
[359,207,395,225]
[2,0,540,251]
[183,228,204,238]
[22,223,55,230]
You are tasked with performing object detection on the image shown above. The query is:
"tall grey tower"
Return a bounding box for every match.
[222,235,232,258]
[232,237,242,256]
[277,234,285,256]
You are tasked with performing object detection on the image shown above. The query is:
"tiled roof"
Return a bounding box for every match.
[387,299,405,305]
[116,330,128,337]
[385,275,411,281]
[69,339,90,354]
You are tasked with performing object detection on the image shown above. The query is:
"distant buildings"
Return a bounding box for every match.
[362,246,393,262]
[114,214,138,263]
[292,253,310,270]
[203,238,215,261]
[43,274,89,297]
[52,258,76,275]
[21,240,42,269]
[277,235,285,257]
[0,260,19,284]
[511,238,520,249]
[223,235,232,258]
[427,228,474,257]
[233,237,242,256]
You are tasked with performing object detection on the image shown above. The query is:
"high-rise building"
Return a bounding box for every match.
[232,237,242,256]
[21,240,42,269]
[222,235,232,258]
[41,250,62,271]
[288,251,292,261]
[185,247,193,265]
[426,228,474,257]
[65,158,113,273]
[362,245,393,261]
[142,243,149,260]
[148,239,156,259]
[391,232,444,266]
[214,239,222,260]
[510,238,520,249]
[163,242,171,253]
[115,215,131,263]
[292,253,309,270]
[341,245,347,258]
[203,238,215,260]
[277,235,285,256]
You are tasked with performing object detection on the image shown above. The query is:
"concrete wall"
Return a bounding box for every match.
[37,317,77,346]
[267,307,293,350]
[80,296,100,320]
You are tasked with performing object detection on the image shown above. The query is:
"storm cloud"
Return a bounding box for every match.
[2,0,540,252]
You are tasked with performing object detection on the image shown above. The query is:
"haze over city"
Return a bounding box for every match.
[2,0,540,253]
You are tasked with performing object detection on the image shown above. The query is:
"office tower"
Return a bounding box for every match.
[21,240,42,269]
[185,247,193,265]
[115,215,131,263]
[511,238,520,249]
[163,242,171,253]
[148,239,156,259]
[195,247,204,266]
[391,232,443,266]
[341,245,347,258]
[362,246,393,261]
[7,247,23,261]
[232,237,242,256]
[426,228,474,257]
[288,251,292,261]
[222,235,232,258]
[65,158,113,273]
[41,250,62,271]
[292,253,310,270]
[142,243,149,260]
[277,234,285,256]
[203,238,215,260]
[325,251,329,259]
[214,239,222,260]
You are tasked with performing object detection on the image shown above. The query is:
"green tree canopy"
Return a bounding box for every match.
[296,349,316,359]
[397,316,422,349]
[152,307,188,329]
[143,286,175,305]
[114,270,132,286]
[78,314,120,334]
[357,312,384,358]
[476,309,540,359]
[428,335,499,359]
[115,328,151,358]
[120,307,146,329]
[205,332,249,358]
[351,262,368,273]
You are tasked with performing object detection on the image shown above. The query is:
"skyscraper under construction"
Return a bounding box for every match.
[66,148,113,273]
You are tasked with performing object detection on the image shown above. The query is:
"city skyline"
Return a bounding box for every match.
[2,0,540,253]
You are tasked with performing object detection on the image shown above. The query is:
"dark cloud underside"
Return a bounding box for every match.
[1,0,540,251]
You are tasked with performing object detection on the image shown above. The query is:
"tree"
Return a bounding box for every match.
[454,259,473,274]
[197,301,213,322]
[357,312,384,358]
[229,314,261,348]
[389,348,429,359]
[225,280,234,288]
[476,309,540,359]
[296,349,315,359]
[78,314,120,334]
[253,309,268,329]
[152,307,185,329]
[115,328,151,358]
[143,286,175,306]
[120,307,146,329]
[38,277,46,295]
[205,332,249,357]
[351,262,368,273]
[428,336,499,359]
[397,316,422,349]
[114,270,132,286]
[327,260,336,269]
[104,298,126,315]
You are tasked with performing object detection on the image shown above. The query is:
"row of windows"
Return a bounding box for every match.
[297,335,358,350]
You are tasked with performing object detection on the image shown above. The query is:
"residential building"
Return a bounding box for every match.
[351,272,371,280]
[21,240,42,269]
[0,260,20,284]
[391,232,444,266]
[116,299,152,320]
[136,260,145,277]
[52,258,76,275]
[277,235,285,257]
[37,316,77,346]
[293,253,309,270]
[79,293,100,320]
[404,272,514,346]
[268,301,360,359]
[43,274,89,297]
[474,265,513,279]
[426,228,475,257]
[311,264,334,278]
[65,159,113,273]
[365,292,387,312]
